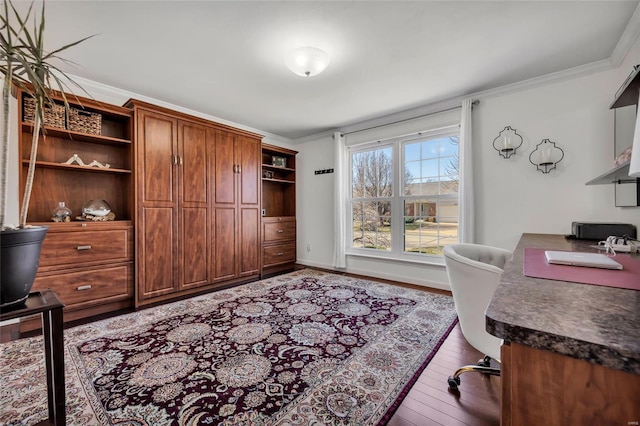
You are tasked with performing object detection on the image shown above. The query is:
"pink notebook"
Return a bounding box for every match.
[523,248,640,291]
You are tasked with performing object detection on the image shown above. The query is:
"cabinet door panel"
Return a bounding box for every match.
[182,207,209,288]
[140,207,177,299]
[180,122,208,204]
[238,136,260,206]
[213,207,237,281]
[239,207,260,276]
[138,110,177,204]
[214,131,236,205]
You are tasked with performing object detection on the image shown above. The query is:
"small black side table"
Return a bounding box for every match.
[1,290,65,426]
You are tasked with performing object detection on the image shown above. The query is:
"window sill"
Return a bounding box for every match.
[346,250,446,268]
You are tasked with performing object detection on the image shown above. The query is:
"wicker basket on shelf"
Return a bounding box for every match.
[67,107,102,135]
[23,97,65,129]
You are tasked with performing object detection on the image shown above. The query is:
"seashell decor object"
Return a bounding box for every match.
[82,199,112,217]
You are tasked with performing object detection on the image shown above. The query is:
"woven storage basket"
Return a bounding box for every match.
[23,97,65,129]
[68,107,102,135]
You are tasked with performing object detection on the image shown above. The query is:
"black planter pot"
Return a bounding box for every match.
[1,226,48,309]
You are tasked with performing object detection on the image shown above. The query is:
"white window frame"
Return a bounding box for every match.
[346,125,460,264]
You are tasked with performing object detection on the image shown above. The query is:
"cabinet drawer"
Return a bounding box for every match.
[33,264,133,308]
[39,228,131,268]
[263,243,296,266]
[263,220,296,242]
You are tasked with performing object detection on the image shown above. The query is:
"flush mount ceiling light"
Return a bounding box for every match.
[284,46,330,77]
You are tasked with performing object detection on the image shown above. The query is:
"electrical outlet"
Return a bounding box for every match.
[306,243,311,252]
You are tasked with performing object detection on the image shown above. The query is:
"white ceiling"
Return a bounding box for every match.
[19,1,640,140]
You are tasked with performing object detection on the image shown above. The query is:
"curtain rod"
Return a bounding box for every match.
[340,100,479,137]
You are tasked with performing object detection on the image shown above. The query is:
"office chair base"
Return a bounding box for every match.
[478,355,492,367]
[447,357,501,390]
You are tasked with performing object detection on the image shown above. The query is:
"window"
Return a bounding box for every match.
[402,134,459,255]
[351,147,393,251]
[349,127,459,258]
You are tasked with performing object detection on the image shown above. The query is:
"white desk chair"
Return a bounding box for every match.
[443,243,512,390]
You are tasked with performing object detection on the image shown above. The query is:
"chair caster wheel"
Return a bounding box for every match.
[477,356,491,368]
[447,376,460,390]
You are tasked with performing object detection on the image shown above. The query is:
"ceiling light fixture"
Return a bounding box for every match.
[285,46,330,77]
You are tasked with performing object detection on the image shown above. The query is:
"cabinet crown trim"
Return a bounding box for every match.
[124,98,263,139]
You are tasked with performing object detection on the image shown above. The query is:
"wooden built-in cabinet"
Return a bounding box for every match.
[126,100,262,307]
[16,88,134,330]
[261,144,298,276]
[128,108,210,302]
[211,131,262,283]
[501,342,640,425]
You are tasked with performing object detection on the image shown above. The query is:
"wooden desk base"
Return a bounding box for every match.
[501,342,640,425]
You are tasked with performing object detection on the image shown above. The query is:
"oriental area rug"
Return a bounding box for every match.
[0,269,457,425]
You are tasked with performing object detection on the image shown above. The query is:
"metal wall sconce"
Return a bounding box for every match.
[493,126,523,158]
[529,139,564,174]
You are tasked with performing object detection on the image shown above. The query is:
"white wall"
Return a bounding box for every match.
[295,42,640,290]
[296,134,336,269]
[1,80,20,228]
[474,68,639,250]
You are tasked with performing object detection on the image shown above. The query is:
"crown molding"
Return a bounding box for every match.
[611,2,640,67]
[468,59,615,101]
[293,96,464,144]
[67,74,293,144]
[293,59,618,144]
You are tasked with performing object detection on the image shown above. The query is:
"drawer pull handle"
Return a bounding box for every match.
[277,230,284,233]
[77,285,92,291]
[277,252,284,256]
[76,245,92,251]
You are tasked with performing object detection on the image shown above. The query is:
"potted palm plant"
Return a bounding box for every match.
[1,0,93,308]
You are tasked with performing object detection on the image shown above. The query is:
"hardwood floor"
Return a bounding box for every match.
[389,323,501,426]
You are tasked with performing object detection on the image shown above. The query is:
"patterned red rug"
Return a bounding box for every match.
[0,269,457,425]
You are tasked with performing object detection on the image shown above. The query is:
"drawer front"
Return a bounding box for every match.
[263,243,296,266]
[39,229,131,267]
[33,264,133,307]
[263,221,296,242]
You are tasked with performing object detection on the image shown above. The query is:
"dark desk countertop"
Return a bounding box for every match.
[486,233,640,375]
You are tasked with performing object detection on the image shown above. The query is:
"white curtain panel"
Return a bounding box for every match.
[459,98,475,243]
[333,131,347,268]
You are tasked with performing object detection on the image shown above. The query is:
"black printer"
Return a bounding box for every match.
[570,222,637,241]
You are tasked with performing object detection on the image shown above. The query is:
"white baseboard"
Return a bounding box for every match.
[296,259,450,292]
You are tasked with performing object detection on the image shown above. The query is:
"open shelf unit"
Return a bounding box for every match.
[261,144,297,217]
[18,88,134,223]
[586,65,640,207]
[611,65,640,109]
[586,161,636,185]
[261,144,298,276]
